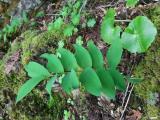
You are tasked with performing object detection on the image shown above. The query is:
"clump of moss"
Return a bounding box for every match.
[0,29,67,119]
[21,30,65,65]
[147,5,160,33]
[133,5,160,119]
[147,105,160,119]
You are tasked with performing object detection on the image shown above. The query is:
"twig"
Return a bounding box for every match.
[95,4,116,9]
[79,0,88,14]
[46,14,60,16]
[122,83,130,108]
[120,84,134,120]
[122,54,136,108]
[120,53,137,119]
[115,19,131,22]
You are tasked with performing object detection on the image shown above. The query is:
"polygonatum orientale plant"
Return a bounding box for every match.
[16,8,157,103]
[16,40,126,103]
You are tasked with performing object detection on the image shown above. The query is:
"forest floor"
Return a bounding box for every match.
[0,0,160,120]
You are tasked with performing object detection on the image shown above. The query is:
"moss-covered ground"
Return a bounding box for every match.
[0,30,67,120]
[133,4,160,119]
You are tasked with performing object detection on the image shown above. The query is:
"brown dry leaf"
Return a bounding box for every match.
[126,110,142,120]
[5,51,20,74]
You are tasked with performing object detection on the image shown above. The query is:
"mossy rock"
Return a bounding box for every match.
[0,30,67,120]
[133,4,160,119]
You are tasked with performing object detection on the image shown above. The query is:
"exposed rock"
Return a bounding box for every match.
[11,0,42,18]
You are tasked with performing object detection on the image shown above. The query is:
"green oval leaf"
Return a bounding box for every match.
[63,24,74,37]
[121,16,157,53]
[16,77,44,103]
[58,48,78,71]
[71,14,80,25]
[46,76,57,96]
[17,62,50,103]
[62,69,79,94]
[71,69,79,89]
[97,69,116,99]
[80,67,102,96]
[87,18,96,28]
[126,0,139,7]
[109,69,126,91]
[41,53,64,73]
[74,44,92,69]
[48,17,63,31]
[100,8,121,44]
[87,41,104,70]
[25,62,50,78]
[107,38,123,69]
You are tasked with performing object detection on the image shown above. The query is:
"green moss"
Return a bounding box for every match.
[146,4,160,33]
[141,105,160,120]
[21,30,64,65]
[133,5,160,119]
[147,105,159,118]
[0,30,67,119]
[0,38,22,89]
